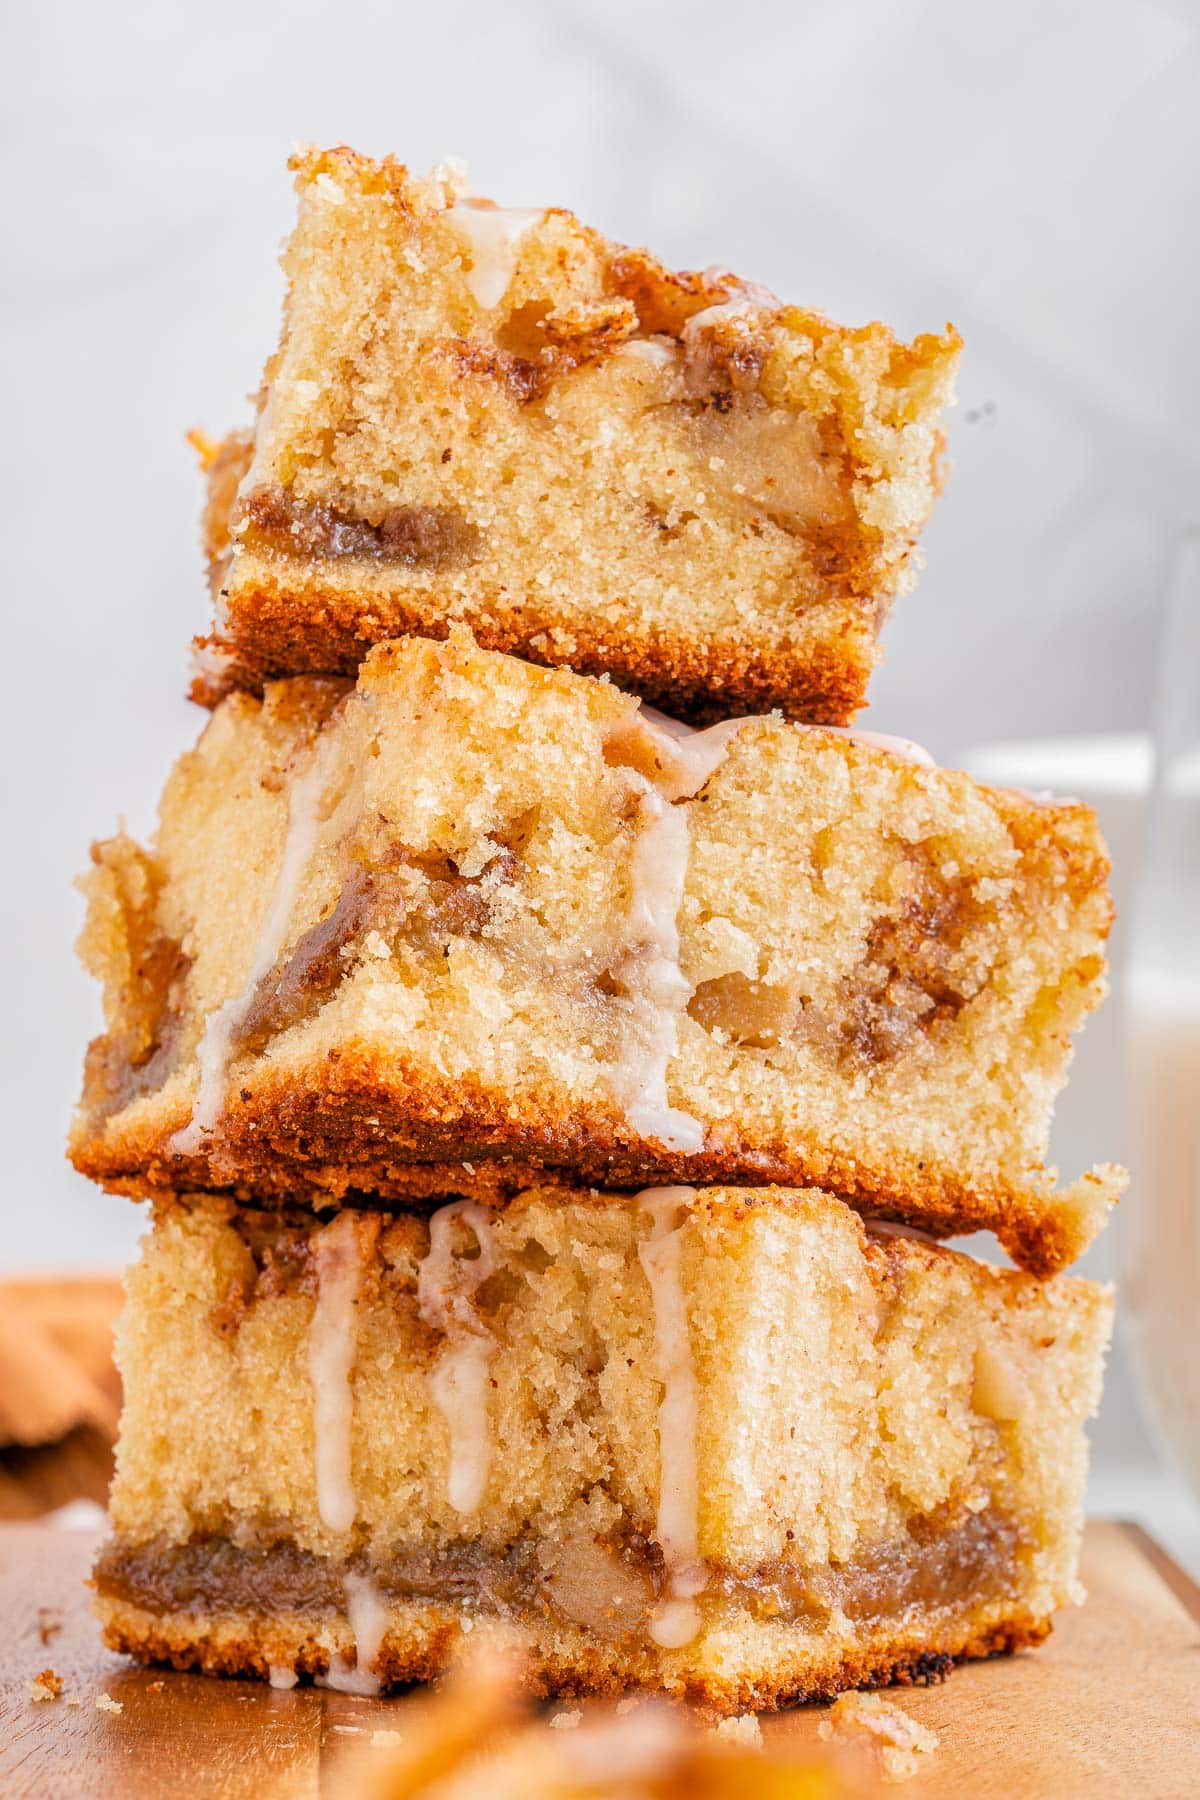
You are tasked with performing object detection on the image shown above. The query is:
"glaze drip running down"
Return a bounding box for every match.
[324,1570,390,1697]
[632,708,754,803]
[418,1200,499,1514]
[306,1212,390,1694]
[448,201,544,311]
[307,1212,363,1535]
[622,779,702,1153]
[636,1186,707,1648]
[608,711,750,1153]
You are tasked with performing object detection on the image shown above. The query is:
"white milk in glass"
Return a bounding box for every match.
[1123,703,1200,1496]
[1124,970,1200,1492]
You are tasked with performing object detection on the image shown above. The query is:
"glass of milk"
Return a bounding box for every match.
[1123,530,1200,1499]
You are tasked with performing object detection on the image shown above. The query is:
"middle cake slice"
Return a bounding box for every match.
[71,629,1120,1273]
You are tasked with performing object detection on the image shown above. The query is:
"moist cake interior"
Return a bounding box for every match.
[73,632,1121,1273]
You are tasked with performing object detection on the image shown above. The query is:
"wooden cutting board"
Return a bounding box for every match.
[0,1521,1196,1798]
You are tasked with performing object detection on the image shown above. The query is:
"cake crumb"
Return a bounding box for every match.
[371,1728,403,1747]
[36,1607,63,1646]
[29,1669,63,1703]
[147,1679,165,1692]
[713,1712,762,1747]
[65,1694,83,1708]
[819,1692,938,1782]
[331,1724,362,1735]
[548,1709,582,1730]
[95,1693,124,1715]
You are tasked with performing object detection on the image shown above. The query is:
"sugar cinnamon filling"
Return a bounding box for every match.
[238,486,481,570]
[170,716,362,1155]
[235,406,847,577]
[94,1507,1024,1645]
[687,847,987,1070]
[229,851,519,1060]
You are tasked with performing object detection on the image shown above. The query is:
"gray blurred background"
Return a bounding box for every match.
[3,1,1198,1561]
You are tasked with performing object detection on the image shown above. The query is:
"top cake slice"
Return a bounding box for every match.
[72,630,1121,1273]
[193,145,960,722]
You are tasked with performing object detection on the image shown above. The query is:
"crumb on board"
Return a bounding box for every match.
[332,1725,363,1735]
[147,1680,164,1692]
[65,1695,83,1708]
[95,1694,124,1715]
[29,1669,63,1703]
[548,1708,582,1730]
[713,1713,763,1748]
[371,1729,404,1747]
[36,1608,63,1647]
[818,1691,939,1782]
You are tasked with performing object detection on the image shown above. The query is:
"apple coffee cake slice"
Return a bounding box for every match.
[70,631,1121,1274]
[93,1184,1112,1713]
[192,144,960,723]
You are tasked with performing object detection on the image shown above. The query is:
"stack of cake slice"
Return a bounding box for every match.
[71,146,1121,1715]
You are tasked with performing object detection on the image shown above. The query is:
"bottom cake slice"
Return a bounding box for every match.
[94,1185,1111,1713]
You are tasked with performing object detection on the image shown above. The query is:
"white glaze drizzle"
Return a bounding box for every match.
[605,711,751,1153]
[324,1571,389,1697]
[267,1664,298,1690]
[635,700,935,773]
[448,200,543,310]
[170,721,353,1156]
[637,1187,706,1649]
[306,1212,390,1697]
[607,697,936,1151]
[622,780,703,1153]
[308,1211,363,1535]
[417,1201,499,1514]
[628,709,754,803]
[637,701,935,773]
[682,271,780,340]
[819,724,936,767]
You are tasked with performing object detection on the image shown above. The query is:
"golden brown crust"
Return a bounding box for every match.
[94,1588,1050,1717]
[68,1045,1120,1276]
[191,558,877,725]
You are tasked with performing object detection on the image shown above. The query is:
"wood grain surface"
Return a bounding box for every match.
[0,1521,1196,1797]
